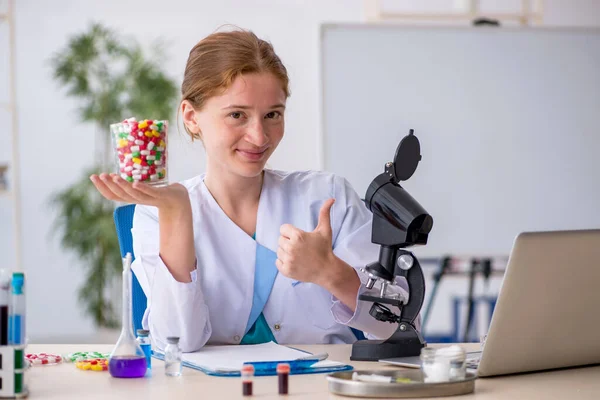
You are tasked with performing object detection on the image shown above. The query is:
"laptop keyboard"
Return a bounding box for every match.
[465,352,482,370]
[466,358,481,370]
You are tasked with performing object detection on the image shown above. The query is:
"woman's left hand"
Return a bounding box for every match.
[276,199,337,286]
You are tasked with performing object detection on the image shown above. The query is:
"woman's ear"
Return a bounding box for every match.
[181,100,202,139]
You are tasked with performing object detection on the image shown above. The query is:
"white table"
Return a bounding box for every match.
[26,344,600,399]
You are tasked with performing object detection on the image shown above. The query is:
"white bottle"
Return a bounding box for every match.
[164,336,182,377]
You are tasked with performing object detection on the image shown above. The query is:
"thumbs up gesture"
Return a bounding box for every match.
[276,199,337,285]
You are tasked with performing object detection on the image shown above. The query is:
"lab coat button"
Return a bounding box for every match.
[274,323,281,331]
[234,335,240,341]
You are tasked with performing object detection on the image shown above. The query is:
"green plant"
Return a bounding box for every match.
[50,23,178,327]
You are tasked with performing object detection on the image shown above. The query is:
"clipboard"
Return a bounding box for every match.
[152,341,353,377]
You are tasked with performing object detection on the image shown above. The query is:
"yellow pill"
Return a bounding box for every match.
[152,130,160,138]
[132,157,142,164]
[144,131,153,138]
[118,139,128,148]
[159,140,165,147]
[77,363,91,370]
[138,121,148,129]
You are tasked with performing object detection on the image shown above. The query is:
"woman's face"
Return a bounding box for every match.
[182,72,286,179]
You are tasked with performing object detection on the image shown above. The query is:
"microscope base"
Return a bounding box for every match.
[350,328,426,361]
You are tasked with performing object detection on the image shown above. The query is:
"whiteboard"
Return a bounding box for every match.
[321,25,600,257]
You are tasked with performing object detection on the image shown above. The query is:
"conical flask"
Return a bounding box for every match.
[109,253,147,378]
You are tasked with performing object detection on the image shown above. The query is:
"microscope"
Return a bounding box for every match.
[350,129,433,361]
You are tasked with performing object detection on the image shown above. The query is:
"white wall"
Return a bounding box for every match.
[2,0,599,342]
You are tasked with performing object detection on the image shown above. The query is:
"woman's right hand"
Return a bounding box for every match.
[91,173,196,282]
[90,173,191,211]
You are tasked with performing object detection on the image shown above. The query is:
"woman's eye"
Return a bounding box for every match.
[230,112,242,119]
[265,111,281,119]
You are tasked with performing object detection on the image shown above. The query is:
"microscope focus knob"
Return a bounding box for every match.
[397,254,414,270]
[365,277,377,289]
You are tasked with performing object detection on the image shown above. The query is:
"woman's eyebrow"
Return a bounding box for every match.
[222,104,286,110]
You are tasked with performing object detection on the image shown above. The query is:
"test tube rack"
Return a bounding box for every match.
[0,344,28,398]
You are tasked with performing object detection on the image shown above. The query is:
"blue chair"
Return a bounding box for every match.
[113,203,367,341]
[114,204,147,333]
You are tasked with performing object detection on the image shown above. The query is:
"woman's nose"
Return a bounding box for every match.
[245,120,269,146]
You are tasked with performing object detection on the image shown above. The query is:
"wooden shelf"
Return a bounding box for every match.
[375,12,543,22]
[0,164,8,196]
[364,0,544,26]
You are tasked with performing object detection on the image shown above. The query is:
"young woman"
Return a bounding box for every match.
[90,29,410,352]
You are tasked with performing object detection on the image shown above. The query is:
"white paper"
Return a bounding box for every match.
[178,341,344,372]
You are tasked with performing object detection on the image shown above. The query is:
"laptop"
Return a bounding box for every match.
[380,229,600,377]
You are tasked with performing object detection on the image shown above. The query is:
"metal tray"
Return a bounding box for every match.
[327,369,477,398]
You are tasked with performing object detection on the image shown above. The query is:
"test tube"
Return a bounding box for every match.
[8,272,25,345]
[241,364,254,396]
[277,363,290,395]
[0,269,10,345]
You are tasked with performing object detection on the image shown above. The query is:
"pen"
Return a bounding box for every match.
[296,352,328,362]
[352,372,414,384]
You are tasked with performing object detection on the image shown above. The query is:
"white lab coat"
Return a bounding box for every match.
[131,169,411,352]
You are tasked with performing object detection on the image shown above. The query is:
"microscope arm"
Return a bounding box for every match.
[396,251,426,326]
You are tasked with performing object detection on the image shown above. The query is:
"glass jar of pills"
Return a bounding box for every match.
[420,345,466,383]
[111,118,168,187]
